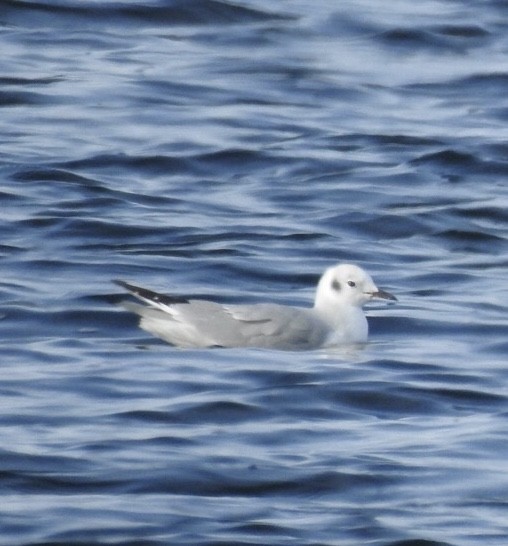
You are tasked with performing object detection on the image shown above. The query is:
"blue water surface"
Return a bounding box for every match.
[1,0,507,544]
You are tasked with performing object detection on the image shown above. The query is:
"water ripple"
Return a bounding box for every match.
[1,0,507,544]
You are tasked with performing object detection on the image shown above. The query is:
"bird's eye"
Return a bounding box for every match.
[347,280,356,288]
[331,279,341,291]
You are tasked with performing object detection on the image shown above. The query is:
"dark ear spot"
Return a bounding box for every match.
[331,279,341,291]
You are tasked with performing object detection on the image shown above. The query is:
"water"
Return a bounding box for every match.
[1,0,507,544]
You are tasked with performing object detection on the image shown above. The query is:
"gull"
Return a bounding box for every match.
[114,263,396,350]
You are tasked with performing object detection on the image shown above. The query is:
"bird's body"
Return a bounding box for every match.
[115,263,396,350]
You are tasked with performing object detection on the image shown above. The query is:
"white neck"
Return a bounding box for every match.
[314,302,368,344]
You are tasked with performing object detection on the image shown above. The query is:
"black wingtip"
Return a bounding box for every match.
[113,279,137,291]
[113,279,189,306]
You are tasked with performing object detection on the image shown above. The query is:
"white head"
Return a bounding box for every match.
[314,263,396,311]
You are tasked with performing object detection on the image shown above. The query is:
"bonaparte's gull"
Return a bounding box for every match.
[114,263,396,350]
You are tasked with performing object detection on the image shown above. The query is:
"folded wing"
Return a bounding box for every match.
[115,281,327,349]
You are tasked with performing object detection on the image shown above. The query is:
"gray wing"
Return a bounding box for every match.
[192,302,329,349]
[115,281,328,349]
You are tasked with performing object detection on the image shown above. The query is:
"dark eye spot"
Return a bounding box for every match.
[347,280,356,288]
[332,279,341,291]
